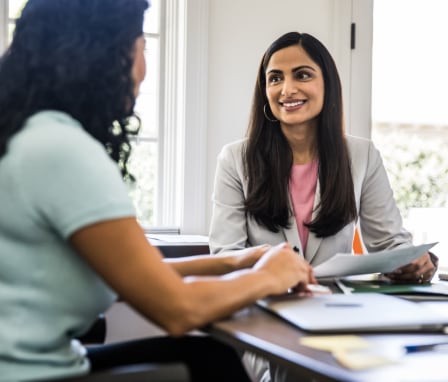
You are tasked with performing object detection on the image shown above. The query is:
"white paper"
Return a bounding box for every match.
[145,234,209,243]
[314,242,437,278]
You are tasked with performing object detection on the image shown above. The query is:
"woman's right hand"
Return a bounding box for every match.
[253,242,314,295]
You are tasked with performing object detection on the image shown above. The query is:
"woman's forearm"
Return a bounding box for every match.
[165,246,269,276]
[165,254,238,276]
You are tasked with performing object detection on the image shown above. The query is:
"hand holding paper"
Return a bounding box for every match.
[313,243,437,279]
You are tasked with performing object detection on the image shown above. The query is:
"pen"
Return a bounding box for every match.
[334,278,353,295]
[287,246,304,295]
[404,342,448,353]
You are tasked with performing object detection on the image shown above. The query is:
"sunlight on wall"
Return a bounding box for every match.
[372,0,448,126]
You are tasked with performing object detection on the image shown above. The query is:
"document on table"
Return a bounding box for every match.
[314,242,437,278]
[145,234,209,243]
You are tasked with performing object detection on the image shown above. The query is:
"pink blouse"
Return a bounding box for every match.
[289,160,318,253]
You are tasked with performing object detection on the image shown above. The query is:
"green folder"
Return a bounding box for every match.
[339,279,448,301]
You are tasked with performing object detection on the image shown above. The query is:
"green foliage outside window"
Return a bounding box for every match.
[373,130,448,218]
[127,141,157,227]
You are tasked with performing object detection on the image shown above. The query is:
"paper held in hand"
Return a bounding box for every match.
[313,242,437,279]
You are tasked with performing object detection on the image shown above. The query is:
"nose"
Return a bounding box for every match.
[281,76,298,96]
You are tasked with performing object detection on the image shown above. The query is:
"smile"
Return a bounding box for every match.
[281,100,305,107]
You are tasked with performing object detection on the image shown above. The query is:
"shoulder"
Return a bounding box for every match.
[345,134,371,150]
[13,110,111,171]
[219,138,246,155]
[20,110,102,153]
[345,134,386,183]
[9,111,134,237]
[9,110,123,196]
[345,134,380,161]
[217,138,246,162]
[216,139,248,178]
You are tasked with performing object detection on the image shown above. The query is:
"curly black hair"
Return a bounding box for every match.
[0,0,149,179]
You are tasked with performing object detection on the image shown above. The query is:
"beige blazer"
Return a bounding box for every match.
[209,135,412,266]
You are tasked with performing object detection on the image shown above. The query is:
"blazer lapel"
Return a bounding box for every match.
[283,218,304,256]
[304,180,323,263]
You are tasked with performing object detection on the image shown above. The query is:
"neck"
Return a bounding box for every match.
[281,124,317,165]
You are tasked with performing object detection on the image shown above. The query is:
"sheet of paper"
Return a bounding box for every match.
[145,234,209,243]
[314,242,436,278]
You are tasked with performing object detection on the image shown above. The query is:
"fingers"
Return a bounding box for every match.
[308,266,318,284]
[256,242,314,294]
[384,252,436,283]
[230,244,272,270]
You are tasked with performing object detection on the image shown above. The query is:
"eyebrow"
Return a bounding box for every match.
[266,65,317,75]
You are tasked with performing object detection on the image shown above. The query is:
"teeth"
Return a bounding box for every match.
[283,101,304,107]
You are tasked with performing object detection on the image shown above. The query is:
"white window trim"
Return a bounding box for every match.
[0,1,8,50]
[151,0,209,234]
[350,0,373,139]
[176,0,209,234]
[157,0,179,228]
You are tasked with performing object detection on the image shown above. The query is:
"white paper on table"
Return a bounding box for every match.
[314,242,437,279]
[145,234,209,243]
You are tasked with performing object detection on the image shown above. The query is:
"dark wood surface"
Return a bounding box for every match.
[206,304,448,382]
[152,242,209,258]
[147,235,209,258]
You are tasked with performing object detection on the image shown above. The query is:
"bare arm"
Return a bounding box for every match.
[70,218,312,336]
[164,245,270,276]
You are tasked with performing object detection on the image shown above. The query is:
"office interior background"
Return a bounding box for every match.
[1,0,447,268]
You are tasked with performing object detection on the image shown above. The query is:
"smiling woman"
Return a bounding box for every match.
[209,30,439,381]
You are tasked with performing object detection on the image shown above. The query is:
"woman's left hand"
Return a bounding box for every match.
[384,252,436,283]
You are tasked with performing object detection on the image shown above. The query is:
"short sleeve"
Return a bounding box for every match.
[12,112,136,239]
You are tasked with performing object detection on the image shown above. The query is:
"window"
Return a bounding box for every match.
[129,0,161,228]
[0,0,194,233]
[371,0,448,267]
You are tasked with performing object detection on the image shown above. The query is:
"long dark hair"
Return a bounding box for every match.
[244,31,357,237]
[0,0,149,180]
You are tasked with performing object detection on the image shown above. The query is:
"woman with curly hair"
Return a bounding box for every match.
[0,2,315,381]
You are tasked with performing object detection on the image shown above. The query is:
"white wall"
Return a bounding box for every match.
[202,0,358,230]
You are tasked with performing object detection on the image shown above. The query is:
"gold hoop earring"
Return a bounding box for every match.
[263,104,278,123]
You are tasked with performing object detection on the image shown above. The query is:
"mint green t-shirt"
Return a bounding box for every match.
[0,111,136,381]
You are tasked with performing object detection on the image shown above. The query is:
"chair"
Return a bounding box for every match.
[353,225,366,255]
[75,314,107,345]
[37,363,190,382]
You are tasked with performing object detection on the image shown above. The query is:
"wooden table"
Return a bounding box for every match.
[206,304,448,382]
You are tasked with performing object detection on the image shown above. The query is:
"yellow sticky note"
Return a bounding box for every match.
[300,335,371,352]
[333,350,398,370]
[300,336,398,370]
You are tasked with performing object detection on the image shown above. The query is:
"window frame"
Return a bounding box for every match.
[147,0,210,234]
[0,1,7,48]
